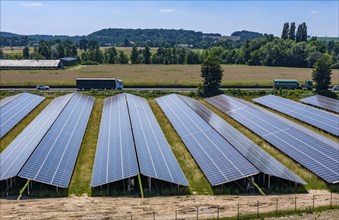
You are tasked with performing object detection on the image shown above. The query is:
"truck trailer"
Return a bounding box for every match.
[76,78,123,90]
[273,79,301,90]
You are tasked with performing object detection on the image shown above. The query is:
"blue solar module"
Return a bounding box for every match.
[0,93,45,138]
[19,93,94,188]
[178,95,305,184]
[0,93,22,108]
[91,94,139,187]
[206,94,339,184]
[127,93,188,186]
[0,94,73,181]
[156,94,259,186]
[253,95,339,136]
[300,95,339,113]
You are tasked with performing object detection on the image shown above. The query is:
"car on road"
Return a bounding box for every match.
[333,85,339,91]
[36,85,50,90]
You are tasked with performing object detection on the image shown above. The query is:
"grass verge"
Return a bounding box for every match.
[148,99,213,195]
[68,98,103,196]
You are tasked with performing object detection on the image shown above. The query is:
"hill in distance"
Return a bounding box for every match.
[0,28,268,47]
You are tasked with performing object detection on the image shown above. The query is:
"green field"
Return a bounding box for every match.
[2,64,337,87]
[1,90,338,198]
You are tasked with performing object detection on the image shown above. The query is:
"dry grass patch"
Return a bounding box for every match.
[68,98,103,196]
[148,99,213,195]
[2,65,335,87]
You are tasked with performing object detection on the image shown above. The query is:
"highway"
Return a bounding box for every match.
[0,87,273,92]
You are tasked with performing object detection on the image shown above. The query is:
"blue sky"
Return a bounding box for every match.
[1,1,338,37]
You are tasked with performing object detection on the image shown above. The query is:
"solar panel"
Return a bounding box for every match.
[0,93,45,138]
[156,94,259,186]
[300,95,339,113]
[127,93,188,186]
[19,93,94,188]
[206,94,339,184]
[91,94,139,187]
[0,94,73,181]
[0,93,23,108]
[253,95,339,136]
[178,95,305,184]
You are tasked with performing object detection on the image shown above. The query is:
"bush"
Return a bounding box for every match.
[318,90,338,99]
[81,60,99,65]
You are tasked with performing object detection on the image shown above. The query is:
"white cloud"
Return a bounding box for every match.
[310,10,319,14]
[159,9,175,13]
[20,2,43,7]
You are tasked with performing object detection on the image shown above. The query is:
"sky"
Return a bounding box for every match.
[1,1,338,37]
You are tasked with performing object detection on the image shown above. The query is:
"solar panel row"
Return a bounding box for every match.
[91,94,139,188]
[0,93,22,108]
[253,95,339,136]
[300,95,339,113]
[91,93,188,187]
[156,94,259,186]
[206,95,339,184]
[0,94,73,181]
[127,93,188,186]
[178,95,305,184]
[19,93,94,188]
[0,93,45,138]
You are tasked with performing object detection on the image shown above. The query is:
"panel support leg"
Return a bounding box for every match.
[263,174,265,186]
[128,178,131,192]
[148,177,151,192]
[268,175,271,190]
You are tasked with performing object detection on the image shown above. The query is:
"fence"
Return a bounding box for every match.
[117,193,338,220]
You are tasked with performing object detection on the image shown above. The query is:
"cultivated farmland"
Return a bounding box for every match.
[2,64,337,87]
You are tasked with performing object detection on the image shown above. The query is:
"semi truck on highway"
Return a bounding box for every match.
[76,78,123,90]
[273,79,313,90]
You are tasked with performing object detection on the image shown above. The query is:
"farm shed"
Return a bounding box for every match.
[0,59,63,69]
[60,57,78,66]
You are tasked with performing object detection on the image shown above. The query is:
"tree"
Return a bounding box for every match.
[124,38,130,47]
[104,47,118,64]
[281,22,289,40]
[143,46,151,64]
[0,49,4,59]
[312,54,332,91]
[58,44,65,58]
[23,46,30,59]
[130,46,139,64]
[199,55,224,97]
[119,51,129,64]
[301,22,308,42]
[296,22,307,42]
[289,22,296,40]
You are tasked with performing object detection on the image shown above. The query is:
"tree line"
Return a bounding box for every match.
[0,22,338,68]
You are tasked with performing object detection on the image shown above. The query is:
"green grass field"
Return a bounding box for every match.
[2,64,337,87]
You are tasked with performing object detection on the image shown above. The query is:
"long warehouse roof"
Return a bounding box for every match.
[0,59,61,67]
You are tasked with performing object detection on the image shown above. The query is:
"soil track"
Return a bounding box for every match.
[1,190,338,219]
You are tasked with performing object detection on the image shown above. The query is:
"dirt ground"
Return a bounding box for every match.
[0,190,337,219]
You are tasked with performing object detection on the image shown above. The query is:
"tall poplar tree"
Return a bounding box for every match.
[281,22,289,40]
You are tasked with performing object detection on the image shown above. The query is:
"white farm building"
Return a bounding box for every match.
[0,59,64,69]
